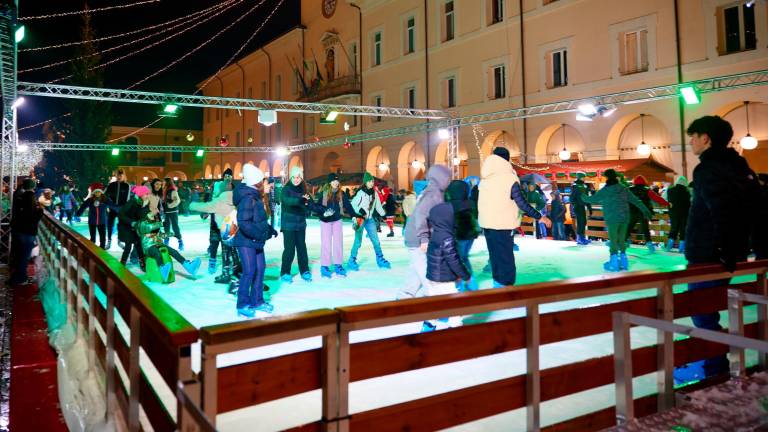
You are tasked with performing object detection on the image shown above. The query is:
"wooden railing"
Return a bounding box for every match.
[37,213,200,431]
[195,259,768,431]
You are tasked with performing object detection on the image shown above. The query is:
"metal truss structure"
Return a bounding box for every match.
[23,142,277,153]
[0,7,17,265]
[16,81,450,119]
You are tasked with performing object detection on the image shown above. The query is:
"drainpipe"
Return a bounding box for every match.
[673,0,688,176]
[351,3,364,172]
[424,0,431,169]
[235,61,246,166]
[519,0,528,162]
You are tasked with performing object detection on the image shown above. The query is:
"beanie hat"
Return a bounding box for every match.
[89,182,105,194]
[242,163,265,186]
[132,185,150,198]
[674,175,689,187]
[289,165,304,180]
[362,172,374,184]
[492,146,510,161]
[222,168,233,178]
[632,175,648,186]
[327,172,339,183]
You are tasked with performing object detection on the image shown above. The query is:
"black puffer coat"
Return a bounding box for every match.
[426,203,470,283]
[280,181,310,231]
[445,180,480,241]
[667,184,691,216]
[117,197,147,243]
[686,146,758,266]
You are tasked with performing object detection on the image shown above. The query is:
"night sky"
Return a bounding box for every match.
[16,0,300,140]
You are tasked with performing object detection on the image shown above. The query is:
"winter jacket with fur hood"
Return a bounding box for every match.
[403,165,452,248]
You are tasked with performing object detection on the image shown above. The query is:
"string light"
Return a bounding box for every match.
[20,0,243,74]
[19,0,161,21]
[21,1,238,52]
[19,112,71,131]
[107,117,163,143]
[48,0,248,83]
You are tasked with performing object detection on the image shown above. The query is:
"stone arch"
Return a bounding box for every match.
[213,164,221,178]
[615,114,673,166]
[322,151,341,173]
[165,170,188,181]
[433,140,470,167]
[193,171,203,180]
[233,162,243,179]
[258,160,269,176]
[136,170,158,183]
[397,141,426,190]
[273,159,285,177]
[720,101,768,144]
[543,124,586,162]
[366,145,392,180]
[480,130,519,160]
[534,124,567,162]
[204,165,212,179]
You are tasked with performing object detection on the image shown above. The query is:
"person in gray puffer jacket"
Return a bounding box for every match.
[397,164,452,300]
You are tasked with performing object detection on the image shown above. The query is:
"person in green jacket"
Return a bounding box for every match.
[584,169,651,272]
[137,212,202,281]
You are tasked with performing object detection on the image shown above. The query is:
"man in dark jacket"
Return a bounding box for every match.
[665,175,691,253]
[10,179,43,285]
[570,174,592,245]
[678,115,759,381]
[105,169,131,250]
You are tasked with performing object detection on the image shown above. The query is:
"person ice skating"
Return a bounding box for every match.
[397,166,451,299]
[421,202,472,332]
[550,189,567,241]
[665,175,691,253]
[445,180,481,292]
[137,212,201,282]
[148,178,164,218]
[379,186,397,237]
[162,177,184,251]
[9,179,43,285]
[479,147,551,288]
[315,173,351,278]
[58,185,77,224]
[189,175,238,285]
[348,172,391,271]
[584,169,651,272]
[233,164,278,318]
[525,183,547,238]
[676,116,758,382]
[625,175,669,252]
[105,169,131,249]
[204,169,234,275]
[75,183,114,249]
[569,173,592,245]
[280,166,317,283]
[38,188,54,214]
[401,189,417,235]
[118,185,151,271]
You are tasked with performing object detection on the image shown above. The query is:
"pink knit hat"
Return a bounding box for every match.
[132,185,150,198]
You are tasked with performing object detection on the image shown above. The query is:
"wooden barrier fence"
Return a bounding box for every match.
[195,260,768,431]
[37,213,200,431]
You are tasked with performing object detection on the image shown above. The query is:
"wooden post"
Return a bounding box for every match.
[727,289,746,378]
[321,330,340,432]
[656,281,674,410]
[338,323,351,432]
[526,303,540,432]
[75,250,85,334]
[613,312,633,424]
[105,279,117,420]
[201,344,218,425]
[127,307,141,431]
[758,272,768,370]
[87,262,97,368]
[177,345,200,432]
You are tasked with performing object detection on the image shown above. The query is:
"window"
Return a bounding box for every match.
[373,32,382,66]
[306,118,315,135]
[491,65,506,99]
[405,17,416,54]
[350,42,358,75]
[275,75,282,100]
[619,30,648,75]
[490,0,504,24]
[352,115,358,127]
[260,125,267,145]
[275,123,282,142]
[172,151,181,163]
[373,95,382,122]
[215,109,220,121]
[546,49,568,88]
[443,1,455,42]
[260,81,267,99]
[247,87,253,99]
[443,77,456,108]
[292,118,300,138]
[236,131,241,146]
[718,2,756,54]
[206,108,211,123]
[406,87,416,109]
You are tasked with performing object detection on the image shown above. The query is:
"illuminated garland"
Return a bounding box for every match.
[19,112,71,131]
[20,1,238,52]
[19,0,161,21]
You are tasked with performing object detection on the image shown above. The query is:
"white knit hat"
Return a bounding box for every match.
[242,163,265,186]
[289,165,304,180]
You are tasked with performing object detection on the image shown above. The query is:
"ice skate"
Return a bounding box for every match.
[301,271,313,282]
[619,252,629,271]
[178,239,184,251]
[334,264,347,277]
[664,239,674,252]
[159,263,173,282]
[105,239,111,250]
[347,257,360,271]
[214,269,231,284]
[183,258,202,276]
[252,302,274,314]
[646,241,655,254]
[281,274,294,284]
[320,266,333,278]
[678,241,685,254]
[603,254,620,272]
[237,307,255,318]
[163,237,169,246]
[376,255,391,269]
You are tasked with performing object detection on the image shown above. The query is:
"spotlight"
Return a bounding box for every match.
[173,176,179,181]
[16,143,28,153]
[599,105,617,117]
[275,147,290,157]
[196,148,205,157]
[344,122,351,132]
[111,147,120,156]
[11,97,24,110]
[247,137,254,143]
[411,160,423,169]
[679,86,700,105]
[576,114,593,122]
[258,110,277,126]
[577,103,597,116]
[321,111,339,124]
[14,25,25,43]
[160,103,180,117]
[143,176,149,181]
[437,128,451,140]
[452,157,461,166]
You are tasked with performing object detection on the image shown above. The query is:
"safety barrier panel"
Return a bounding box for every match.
[37,213,200,431]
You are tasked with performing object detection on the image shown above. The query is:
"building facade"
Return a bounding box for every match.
[200,0,768,189]
[109,126,203,184]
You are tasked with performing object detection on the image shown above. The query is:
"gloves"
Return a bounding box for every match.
[359,209,366,217]
[323,208,335,217]
[270,227,279,238]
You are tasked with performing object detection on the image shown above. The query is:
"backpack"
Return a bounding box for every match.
[220,209,238,243]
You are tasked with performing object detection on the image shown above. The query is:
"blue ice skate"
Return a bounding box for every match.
[208,259,218,274]
[513,243,519,251]
[321,266,333,278]
[347,257,360,271]
[421,321,437,332]
[665,239,674,252]
[334,264,347,277]
[237,307,255,318]
[178,239,184,251]
[301,271,313,282]
[183,257,202,276]
[376,255,391,269]
[603,254,620,272]
[465,277,479,292]
[674,360,705,385]
[679,241,685,254]
[252,302,274,314]
[619,252,629,271]
[163,237,169,246]
[280,274,294,284]
[159,263,173,282]
[646,241,656,254]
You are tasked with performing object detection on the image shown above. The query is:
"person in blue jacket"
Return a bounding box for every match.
[232,164,278,318]
[76,182,114,249]
[58,185,77,224]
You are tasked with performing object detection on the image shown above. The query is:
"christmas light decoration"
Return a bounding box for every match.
[19,0,161,21]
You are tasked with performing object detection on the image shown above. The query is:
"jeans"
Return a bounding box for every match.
[626,211,651,242]
[237,247,266,309]
[88,224,107,248]
[10,233,36,284]
[281,229,309,275]
[456,239,474,275]
[485,229,517,286]
[350,217,383,260]
[163,211,182,240]
[687,278,730,376]
[146,245,185,267]
[59,208,73,224]
[574,206,587,237]
[120,237,145,264]
[668,211,688,242]
[208,218,220,260]
[107,209,120,240]
[552,222,566,240]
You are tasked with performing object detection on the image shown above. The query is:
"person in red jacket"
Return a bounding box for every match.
[626,175,669,252]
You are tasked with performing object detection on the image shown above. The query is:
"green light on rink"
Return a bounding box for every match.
[111,147,120,156]
[679,85,700,105]
[15,25,24,43]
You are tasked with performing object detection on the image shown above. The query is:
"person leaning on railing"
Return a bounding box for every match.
[9,178,43,285]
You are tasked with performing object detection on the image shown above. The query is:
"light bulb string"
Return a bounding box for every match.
[19,0,161,21]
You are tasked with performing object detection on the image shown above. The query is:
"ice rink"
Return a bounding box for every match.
[71,215,755,431]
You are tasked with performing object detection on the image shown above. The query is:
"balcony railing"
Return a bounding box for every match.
[298,74,361,103]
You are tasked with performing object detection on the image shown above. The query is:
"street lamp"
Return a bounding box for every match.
[558,124,571,161]
[740,101,758,150]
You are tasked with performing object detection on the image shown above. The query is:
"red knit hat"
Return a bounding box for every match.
[632,175,648,186]
[89,182,105,194]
